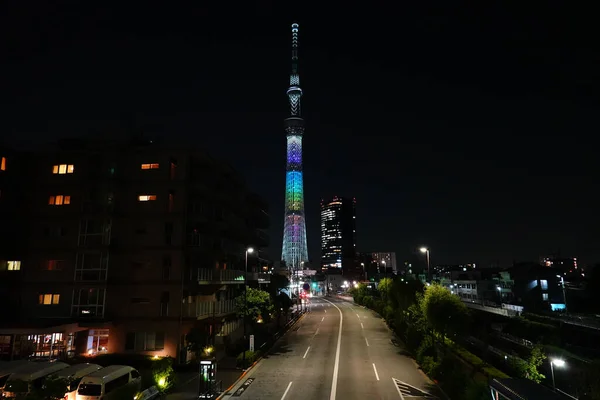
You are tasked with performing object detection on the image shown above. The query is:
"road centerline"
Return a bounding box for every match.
[303,346,310,359]
[281,381,293,400]
[323,298,343,400]
[365,337,369,347]
[372,363,380,381]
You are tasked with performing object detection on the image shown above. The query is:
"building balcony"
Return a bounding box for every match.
[181,299,237,319]
[197,268,245,284]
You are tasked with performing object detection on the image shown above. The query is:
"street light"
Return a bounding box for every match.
[242,247,254,369]
[420,247,430,282]
[550,358,566,391]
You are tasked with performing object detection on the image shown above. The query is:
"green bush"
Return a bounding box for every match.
[464,381,491,400]
[420,356,439,376]
[152,357,177,392]
[416,336,435,364]
[236,350,260,368]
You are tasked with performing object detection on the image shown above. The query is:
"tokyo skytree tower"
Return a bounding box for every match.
[281,23,308,270]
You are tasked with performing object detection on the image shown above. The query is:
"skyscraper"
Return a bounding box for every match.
[281,23,308,271]
[320,196,356,272]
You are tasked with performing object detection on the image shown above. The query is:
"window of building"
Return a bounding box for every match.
[542,293,549,301]
[52,164,75,174]
[131,298,150,304]
[49,195,71,205]
[75,252,108,281]
[169,159,177,180]
[39,294,60,305]
[141,163,160,170]
[162,256,171,280]
[7,261,21,271]
[72,288,106,317]
[160,292,169,317]
[1,157,6,171]
[45,260,64,271]
[540,280,548,290]
[168,191,175,212]
[125,332,165,351]
[138,195,157,202]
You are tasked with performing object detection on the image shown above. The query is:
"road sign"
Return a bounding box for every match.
[303,283,310,291]
[393,378,437,398]
[249,335,255,352]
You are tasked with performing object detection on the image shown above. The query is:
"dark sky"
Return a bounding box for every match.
[2,2,599,267]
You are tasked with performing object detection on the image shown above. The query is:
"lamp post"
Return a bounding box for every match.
[496,285,502,306]
[242,247,254,370]
[550,358,565,391]
[557,275,568,314]
[420,247,430,282]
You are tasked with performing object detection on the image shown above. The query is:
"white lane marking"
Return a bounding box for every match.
[322,316,325,322]
[303,346,310,359]
[372,363,380,381]
[281,381,293,400]
[356,313,360,318]
[323,298,343,400]
[361,323,364,329]
[365,337,369,347]
[325,309,327,313]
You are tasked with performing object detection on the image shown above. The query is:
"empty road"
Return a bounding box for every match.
[222,296,442,400]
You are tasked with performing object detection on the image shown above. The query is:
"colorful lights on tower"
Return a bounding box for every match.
[281,23,309,270]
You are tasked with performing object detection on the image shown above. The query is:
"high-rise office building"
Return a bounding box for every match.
[320,196,356,272]
[281,23,309,271]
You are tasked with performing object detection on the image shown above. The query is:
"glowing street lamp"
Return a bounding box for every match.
[550,358,566,391]
[420,247,430,281]
[243,247,254,369]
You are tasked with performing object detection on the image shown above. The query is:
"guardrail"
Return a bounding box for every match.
[182,300,237,318]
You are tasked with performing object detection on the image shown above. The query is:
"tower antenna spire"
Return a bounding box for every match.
[287,23,302,116]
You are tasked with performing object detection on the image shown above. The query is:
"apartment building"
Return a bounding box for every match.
[0,139,269,362]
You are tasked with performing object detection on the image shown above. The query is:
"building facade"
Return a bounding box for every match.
[0,139,269,362]
[320,196,356,274]
[372,252,397,274]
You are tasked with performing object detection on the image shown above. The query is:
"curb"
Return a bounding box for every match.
[216,312,306,399]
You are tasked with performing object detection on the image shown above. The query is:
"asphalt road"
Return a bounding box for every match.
[223,296,442,400]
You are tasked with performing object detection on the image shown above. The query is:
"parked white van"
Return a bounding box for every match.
[76,365,141,400]
[2,361,69,398]
[51,363,103,400]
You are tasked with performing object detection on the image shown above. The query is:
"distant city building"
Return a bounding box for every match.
[372,252,397,274]
[320,196,356,273]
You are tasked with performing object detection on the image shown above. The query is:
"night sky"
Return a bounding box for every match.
[2,2,599,267]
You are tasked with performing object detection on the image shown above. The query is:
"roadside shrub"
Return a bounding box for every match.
[464,381,490,400]
[416,336,435,363]
[236,350,260,368]
[420,356,439,376]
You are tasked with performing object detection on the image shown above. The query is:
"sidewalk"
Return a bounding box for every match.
[167,351,241,400]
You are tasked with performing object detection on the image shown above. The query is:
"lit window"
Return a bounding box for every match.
[1,157,6,171]
[52,164,75,174]
[141,163,160,170]
[49,195,71,205]
[46,260,64,271]
[542,293,549,301]
[39,294,60,305]
[7,261,21,271]
[540,279,548,290]
[138,195,157,202]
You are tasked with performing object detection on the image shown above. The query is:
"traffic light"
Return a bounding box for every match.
[312,282,317,288]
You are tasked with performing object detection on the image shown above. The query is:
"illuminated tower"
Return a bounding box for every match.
[281,23,309,271]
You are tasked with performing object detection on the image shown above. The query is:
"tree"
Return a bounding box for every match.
[420,283,469,341]
[235,287,274,323]
[268,273,290,297]
[521,344,546,383]
[186,326,209,358]
[377,277,393,303]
